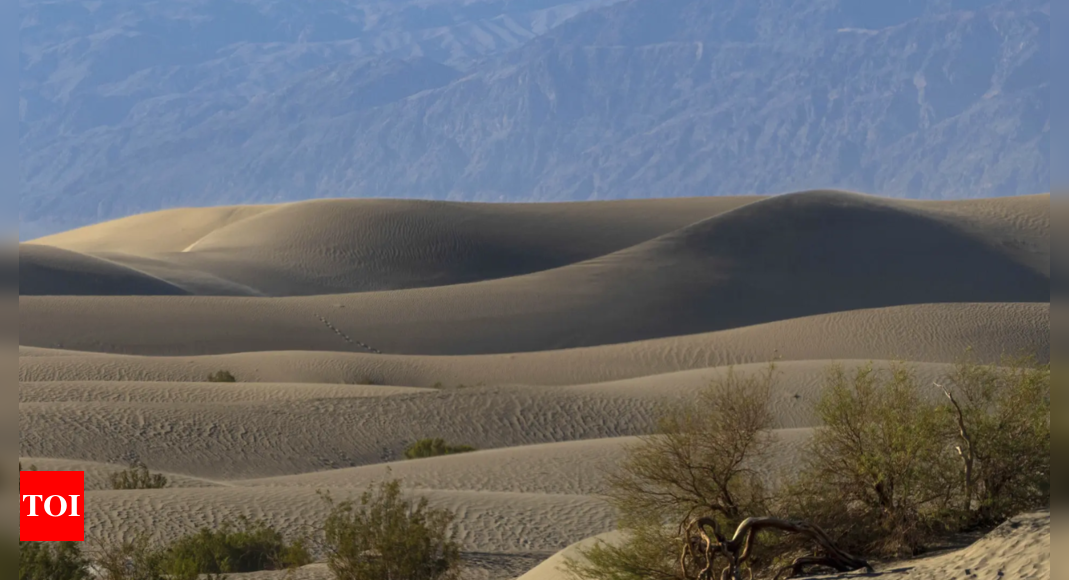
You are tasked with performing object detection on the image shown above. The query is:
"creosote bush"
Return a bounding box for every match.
[20,542,90,580]
[94,519,309,580]
[109,463,169,490]
[568,365,779,580]
[93,536,170,580]
[940,354,1050,526]
[322,479,462,580]
[569,355,1050,580]
[160,517,311,575]
[787,363,959,557]
[207,370,237,383]
[404,438,477,460]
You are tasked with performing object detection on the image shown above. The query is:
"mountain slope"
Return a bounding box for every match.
[19,0,1049,234]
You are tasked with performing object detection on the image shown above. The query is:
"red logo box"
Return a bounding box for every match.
[20,471,85,542]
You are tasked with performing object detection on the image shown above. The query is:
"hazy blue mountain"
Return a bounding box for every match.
[19,0,1049,235]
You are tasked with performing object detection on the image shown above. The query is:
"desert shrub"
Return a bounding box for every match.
[20,542,90,580]
[92,536,169,580]
[109,463,168,490]
[790,357,1050,556]
[322,479,462,580]
[940,355,1050,525]
[789,363,958,557]
[160,517,310,575]
[569,356,1051,579]
[404,438,476,460]
[207,370,237,383]
[205,371,237,386]
[568,365,778,580]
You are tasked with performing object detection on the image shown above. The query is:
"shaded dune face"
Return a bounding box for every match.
[19,244,190,296]
[620,191,1050,330]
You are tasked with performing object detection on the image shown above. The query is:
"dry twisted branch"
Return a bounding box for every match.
[684,516,873,580]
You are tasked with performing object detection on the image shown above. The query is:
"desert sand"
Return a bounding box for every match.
[18,191,1050,579]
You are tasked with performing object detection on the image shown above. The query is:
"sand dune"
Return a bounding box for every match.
[18,193,1050,579]
[18,303,1048,384]
[17,297,1049,360]
[238,429,815,494]
[30,205,277,254]
[28,197,759,296]
[81,485,615,557]
[68,432,803,573]
[19,192,1049,355]
[17,457,221,491]
[14,360,997,481]
[19,244,189,296]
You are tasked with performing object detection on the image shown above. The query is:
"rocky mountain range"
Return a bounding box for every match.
[19,0,1050,236]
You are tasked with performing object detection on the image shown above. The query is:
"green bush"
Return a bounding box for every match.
[940,355,1050,525]
[568,365,778,580]
[160,517,310,575]
[322,479,462,580]
[20,542,90,580]
[207,370,237,383]
[568,356,1051,579]
[95,521,306,580]
[94,536,169,580]
[404,439,476,460]
[790,358,1051,557]
[790,363,958,557]
[109,463,168,490]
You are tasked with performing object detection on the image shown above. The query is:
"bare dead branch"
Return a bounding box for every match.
[683,516,872,580]
[938,382,976,512]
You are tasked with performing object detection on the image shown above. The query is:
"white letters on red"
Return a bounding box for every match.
[22,494,80,517]
[22,495,43,517]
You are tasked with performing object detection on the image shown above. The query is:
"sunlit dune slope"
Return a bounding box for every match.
[28,197,760,296]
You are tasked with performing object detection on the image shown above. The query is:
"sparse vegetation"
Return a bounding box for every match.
[207,370,237,383]
[568,356,1050,580]
[567,365,782,580]
[939,354,1050,526]
[93,519,308,580]
[321,479,463,580]
[788,363,959,557]
[93,536,169,580]
[159,517,311,575]
[20,542,91,580]
[109,463,169,490]
[404,438,477,460]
